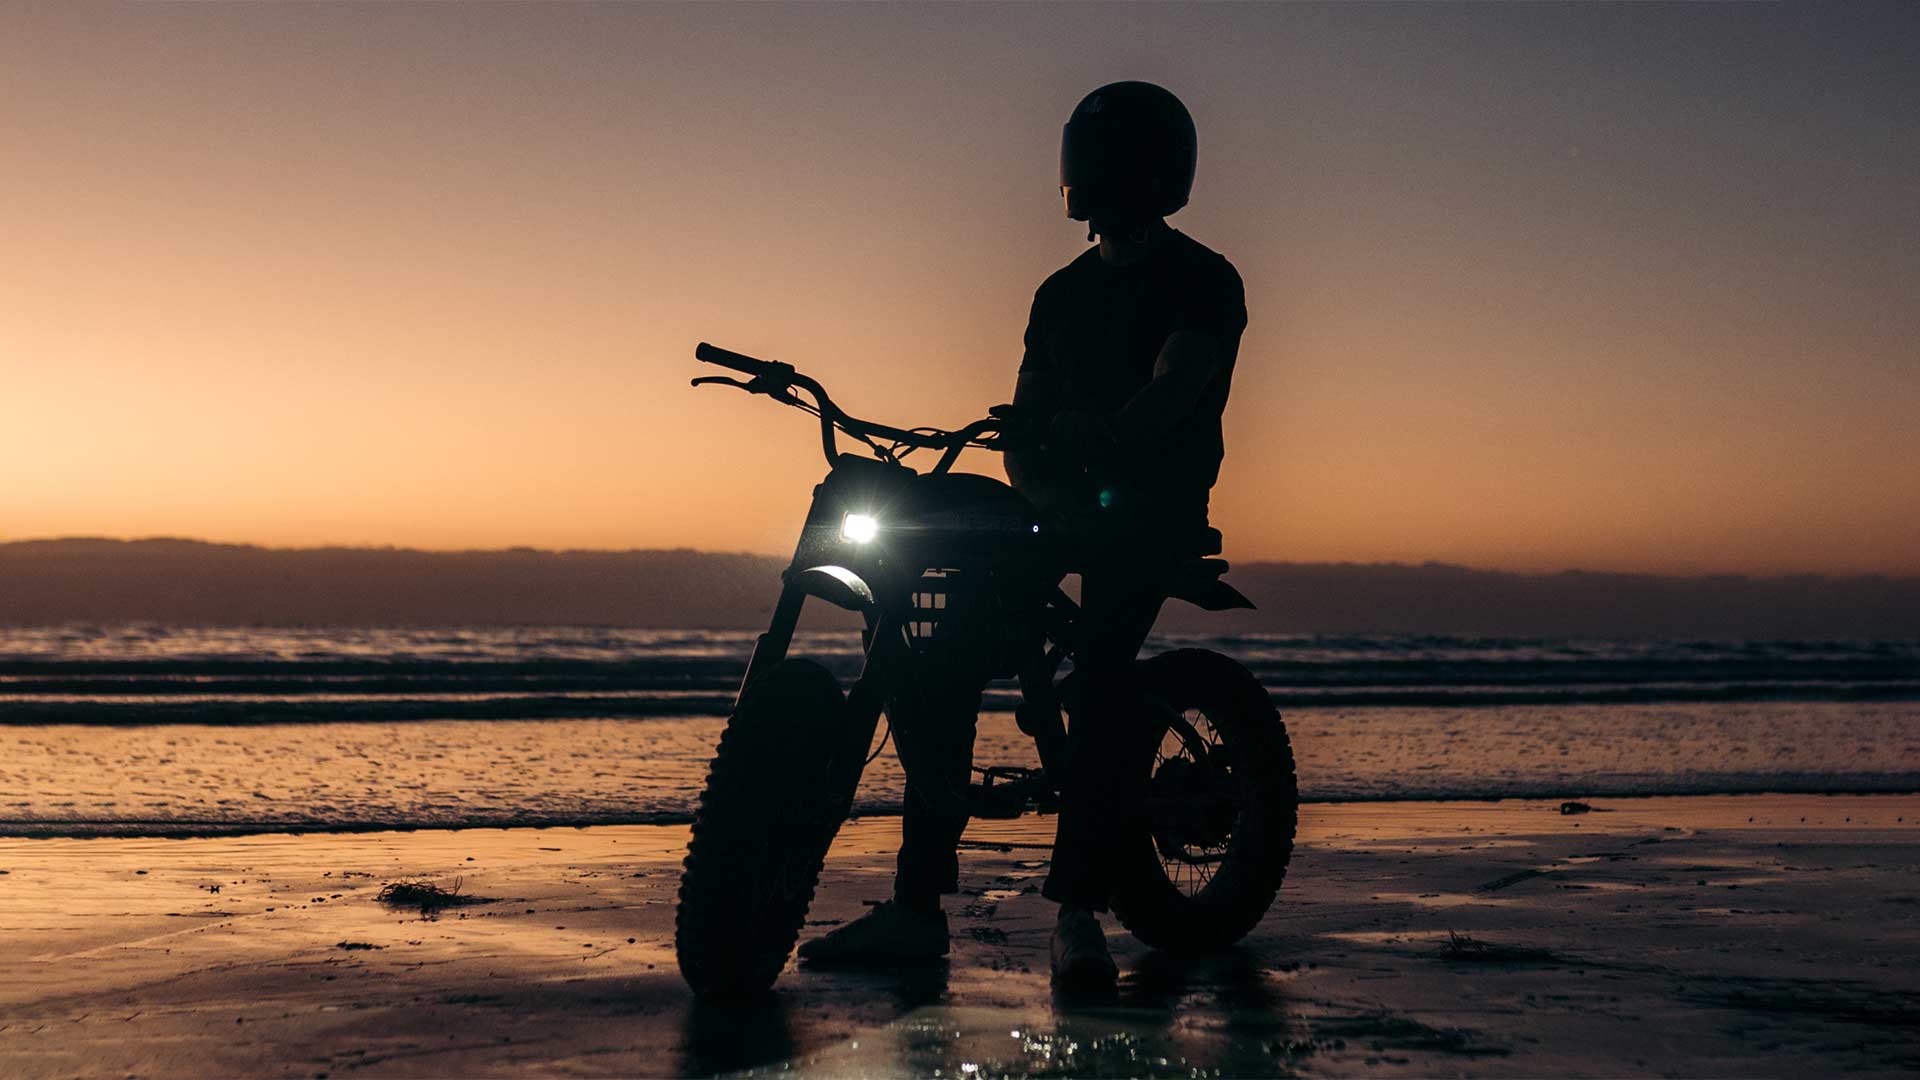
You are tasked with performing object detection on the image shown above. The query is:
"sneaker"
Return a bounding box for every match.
[1050,906,1118,988]
[797,901,949,967]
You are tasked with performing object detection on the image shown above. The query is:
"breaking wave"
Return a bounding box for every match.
[4,627,1916,724]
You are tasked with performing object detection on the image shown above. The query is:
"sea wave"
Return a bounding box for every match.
[3,626,1916,722]
[6,681,1920,726]
[5,627,1916,838]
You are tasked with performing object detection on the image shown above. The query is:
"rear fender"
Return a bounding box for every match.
[1167,558,1256,612]
[1170,579,1256,611]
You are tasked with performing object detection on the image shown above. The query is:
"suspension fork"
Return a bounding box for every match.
[735,582,806,702]
[735,480,843,700]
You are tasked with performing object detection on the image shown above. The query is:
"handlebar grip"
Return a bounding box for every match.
[694,342,772,376]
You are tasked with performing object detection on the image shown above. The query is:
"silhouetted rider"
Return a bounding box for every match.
[799,82,1246,988]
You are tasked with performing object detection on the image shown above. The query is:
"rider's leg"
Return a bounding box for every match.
[1041,570,1166,913]
[799,676,981,966]
[894,681,982,910]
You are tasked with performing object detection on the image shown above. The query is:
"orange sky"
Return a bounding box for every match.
[4,4,1916,575]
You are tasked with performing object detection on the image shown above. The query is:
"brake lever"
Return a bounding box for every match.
[691,374,804,411]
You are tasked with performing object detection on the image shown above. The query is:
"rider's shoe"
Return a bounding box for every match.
[1050,906,1119,988]
[797,901,949,967]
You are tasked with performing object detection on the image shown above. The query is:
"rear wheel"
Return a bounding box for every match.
[1110,648,1297,952]
[676,659,849,997]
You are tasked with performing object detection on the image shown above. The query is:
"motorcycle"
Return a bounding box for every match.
[674,342,1297,997]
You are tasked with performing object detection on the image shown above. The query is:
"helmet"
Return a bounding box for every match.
[1059,81,1197,224]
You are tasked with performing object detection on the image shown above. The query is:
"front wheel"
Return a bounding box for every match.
[1110,648,1298,953]
[676,659,849,997]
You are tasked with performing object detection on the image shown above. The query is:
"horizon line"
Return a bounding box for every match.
[4,535,1915,584]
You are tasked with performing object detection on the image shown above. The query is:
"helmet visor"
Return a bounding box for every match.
[1060,119,1150,222]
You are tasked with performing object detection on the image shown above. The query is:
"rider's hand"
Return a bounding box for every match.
[1047,410,1118,464]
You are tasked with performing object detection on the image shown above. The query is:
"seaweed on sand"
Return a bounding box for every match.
[1440,930,1566,964]
[375,877,494,914]
[1298,1012,1512,1058]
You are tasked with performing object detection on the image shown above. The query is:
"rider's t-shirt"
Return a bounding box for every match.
[1018,229,1246,523]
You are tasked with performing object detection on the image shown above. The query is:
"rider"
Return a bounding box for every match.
[799,81,1247,987]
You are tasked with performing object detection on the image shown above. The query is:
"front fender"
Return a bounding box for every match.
[789,564,876,613]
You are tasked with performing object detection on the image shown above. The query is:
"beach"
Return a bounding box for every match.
[12,4,1920,1078]
[6,793,1918,1078]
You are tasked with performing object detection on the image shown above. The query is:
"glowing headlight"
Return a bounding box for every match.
[840,512,879,544]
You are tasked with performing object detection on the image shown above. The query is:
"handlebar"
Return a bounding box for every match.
[693,341,1018,472]
[694,342,787,380]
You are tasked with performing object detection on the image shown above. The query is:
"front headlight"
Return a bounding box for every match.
[840,512,879,544]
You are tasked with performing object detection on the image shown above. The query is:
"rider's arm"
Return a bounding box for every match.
[1006,282,1068,500]
[1110,330,1236,446]
[1006,368,1062,497]
[1111,255,1247,447]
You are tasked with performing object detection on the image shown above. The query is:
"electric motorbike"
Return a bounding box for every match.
[674,342,1297,997]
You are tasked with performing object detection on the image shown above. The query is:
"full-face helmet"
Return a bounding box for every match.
[1060,81,1197,224]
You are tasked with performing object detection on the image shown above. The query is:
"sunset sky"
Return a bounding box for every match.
[4,3,1916,575]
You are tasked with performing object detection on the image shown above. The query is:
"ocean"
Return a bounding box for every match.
[3,625,1916,835]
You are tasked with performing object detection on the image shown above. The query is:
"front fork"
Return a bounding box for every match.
[735,581,806,700]
[736,577,902,818]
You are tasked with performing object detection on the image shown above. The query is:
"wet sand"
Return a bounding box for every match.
[4,794,1918,1077]
[13,702,1920,833]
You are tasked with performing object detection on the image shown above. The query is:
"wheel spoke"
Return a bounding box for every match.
[1145,703,1244,898]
